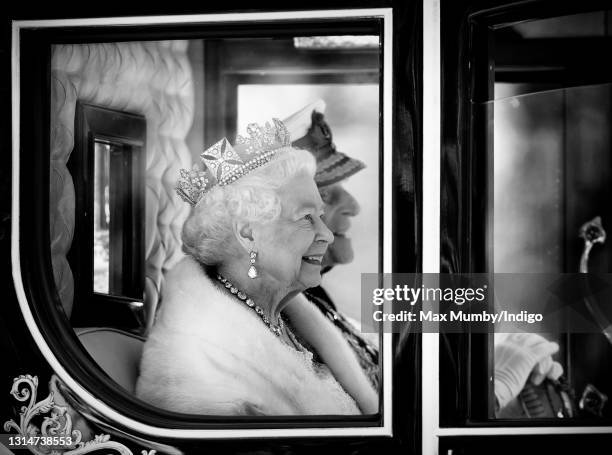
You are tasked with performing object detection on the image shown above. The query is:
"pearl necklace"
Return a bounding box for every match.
[216,274,283,337]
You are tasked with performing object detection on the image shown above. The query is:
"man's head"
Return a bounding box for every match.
[319,183,360,268]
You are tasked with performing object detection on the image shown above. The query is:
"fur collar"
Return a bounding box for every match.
[136,256,359,415]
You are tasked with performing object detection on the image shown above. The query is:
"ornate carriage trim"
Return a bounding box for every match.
[4,375,155,455]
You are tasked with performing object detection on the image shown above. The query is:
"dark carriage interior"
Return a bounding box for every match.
[492,9,612,421]
[439,2,612,436]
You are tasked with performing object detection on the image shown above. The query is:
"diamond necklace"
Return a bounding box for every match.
[216,274,283,337]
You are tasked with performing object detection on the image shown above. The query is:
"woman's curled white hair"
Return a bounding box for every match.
[182,147,316,265]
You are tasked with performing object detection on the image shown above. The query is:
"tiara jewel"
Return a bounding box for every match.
[200,138,245,182]
[176,118,292,206]
[235,118,291,155]
[176,166,210,206]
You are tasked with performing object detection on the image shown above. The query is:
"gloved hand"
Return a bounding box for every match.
[494,333,564,409]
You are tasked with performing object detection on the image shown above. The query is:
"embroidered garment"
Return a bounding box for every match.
[136,256,360,415]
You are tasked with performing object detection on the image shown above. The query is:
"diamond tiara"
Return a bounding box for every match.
[176,118,291,206]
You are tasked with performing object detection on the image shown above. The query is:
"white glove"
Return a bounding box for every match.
[494,333,564,409]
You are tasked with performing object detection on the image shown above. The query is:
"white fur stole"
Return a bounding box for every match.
[136,257,360,416]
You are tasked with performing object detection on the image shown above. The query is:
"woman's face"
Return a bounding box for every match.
[254,173,333,291]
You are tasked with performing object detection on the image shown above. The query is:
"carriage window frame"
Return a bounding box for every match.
[435,0,612,436]
[10,8,418,446]
[68,102,146,329]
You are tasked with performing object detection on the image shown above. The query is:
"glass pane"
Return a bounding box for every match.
[93,141,111,294]
[491,83,612,420]
[51,26,386,419]
[493,87,565,274]
[489,8,612,421]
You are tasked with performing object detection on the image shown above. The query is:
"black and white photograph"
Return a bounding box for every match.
[1,1,612,454]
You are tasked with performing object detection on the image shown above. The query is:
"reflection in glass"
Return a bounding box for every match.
[93,141,111,294]
[491,83,612,419]
[293,35,379,49]
[488,7,612,420]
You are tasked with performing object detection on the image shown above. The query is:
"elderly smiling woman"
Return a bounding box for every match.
[136,119,371,415]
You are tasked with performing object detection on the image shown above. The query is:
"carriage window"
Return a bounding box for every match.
[488,10,612,421]
[92,141,142,297]
[12,7,402,444]
[93,141,111,293]
[41,22,388,424]
[68,103,146,329]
